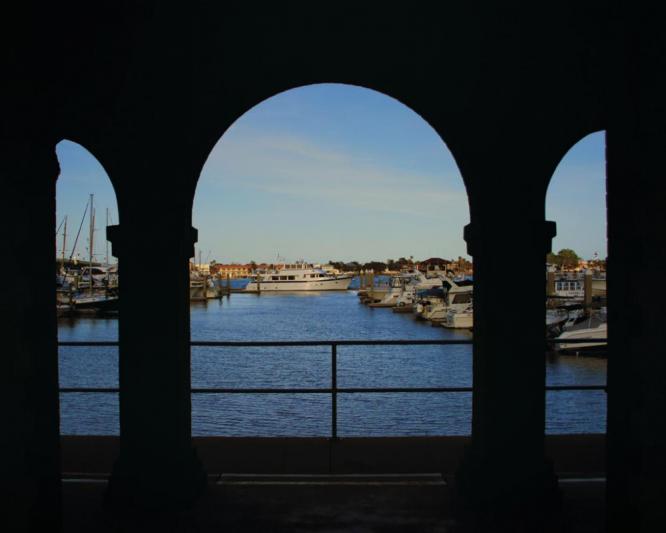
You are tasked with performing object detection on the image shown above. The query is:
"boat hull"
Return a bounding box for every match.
[443,313,473,329]
[556,324,607,352]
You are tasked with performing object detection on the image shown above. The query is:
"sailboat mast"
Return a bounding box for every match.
[105,207,109,267]
[89,194,94,295]
[61,215,67,270]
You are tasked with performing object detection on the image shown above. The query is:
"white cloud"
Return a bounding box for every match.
[198,131,469,221]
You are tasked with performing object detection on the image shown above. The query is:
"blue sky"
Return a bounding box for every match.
[55,84,606,264]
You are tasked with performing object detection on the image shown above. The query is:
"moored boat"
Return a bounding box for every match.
[554,309,607,353]
[442,303,473,329]
[245,262,354,292]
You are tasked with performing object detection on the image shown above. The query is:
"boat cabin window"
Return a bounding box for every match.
[272,276,279,281]
[452,293,472,304]
[280,276,287,280]
[288,276,295,280]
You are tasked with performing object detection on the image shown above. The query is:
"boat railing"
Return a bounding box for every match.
[58,338,606,439]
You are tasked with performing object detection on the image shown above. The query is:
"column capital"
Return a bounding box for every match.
[0,138,60,194]
[106,224,198,259]
[463,220,557,256]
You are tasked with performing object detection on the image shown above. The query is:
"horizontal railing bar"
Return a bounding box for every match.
[193,388,331,394]
[545,385,606,391]
[60,388,119,393]
[59,385,606,394]
[58,340,473,347]
[191,340,472,346]
[59,341,119,346]
[191,387,474,394]
[58,338,606,347]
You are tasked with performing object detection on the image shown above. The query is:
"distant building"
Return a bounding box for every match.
[210,263,265,278]
[418,257,451,272]
[417,257,472,276]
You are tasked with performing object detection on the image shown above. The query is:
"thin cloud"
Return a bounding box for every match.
[198,131,469,221]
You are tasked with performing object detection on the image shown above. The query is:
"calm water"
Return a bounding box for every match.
[58,288,607,436]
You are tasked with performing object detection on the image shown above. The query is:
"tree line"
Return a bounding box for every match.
[547,248,606,269]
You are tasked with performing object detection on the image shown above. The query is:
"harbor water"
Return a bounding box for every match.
[58,287,607,436]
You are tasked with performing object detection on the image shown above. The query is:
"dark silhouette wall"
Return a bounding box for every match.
[1,2,664,531]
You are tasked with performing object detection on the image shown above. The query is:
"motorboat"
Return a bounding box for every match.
[546,304,585,337]
[442,303,473,329]
[392,272,446,310]
[369,270,432,307]
[414,287,446,319]
[417,278,473,322]
[554,309,607,352]
[245,262,354,292]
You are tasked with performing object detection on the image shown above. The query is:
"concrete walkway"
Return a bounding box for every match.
[62,474,605,532]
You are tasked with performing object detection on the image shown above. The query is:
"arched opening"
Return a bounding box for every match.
[191,83,474,447]
[545,131,607,437]
[55,139,120,436]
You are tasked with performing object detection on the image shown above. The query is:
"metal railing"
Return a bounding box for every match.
[58,338,606,439]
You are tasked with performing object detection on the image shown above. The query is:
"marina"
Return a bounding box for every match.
[58,287,607,437]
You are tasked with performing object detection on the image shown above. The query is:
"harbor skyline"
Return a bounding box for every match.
[55,84,607,264]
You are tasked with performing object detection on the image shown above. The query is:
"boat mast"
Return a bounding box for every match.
[68,198,89,262]
[89,193,94,295]
[61,215,67,271]
[105,207,109,267]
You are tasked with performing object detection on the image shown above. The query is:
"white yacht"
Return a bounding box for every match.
[418,278,473,322]
[245,262,354,292]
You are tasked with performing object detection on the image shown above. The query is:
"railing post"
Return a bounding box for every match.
[331,343,338,440]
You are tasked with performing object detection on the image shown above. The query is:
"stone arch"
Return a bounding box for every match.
[190,81,472,437]
[544,130,608,436]
[541,126,607,205]
[55,138,120,237]
[545,129,607,260]
[54,138,121,436]
[191,82,471,210]
[55,137,121,209]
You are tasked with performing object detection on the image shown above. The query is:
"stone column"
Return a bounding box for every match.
[0,140,62,531]
[456,213,559,527]
[605,28,666,531]
[106,218,206,509]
